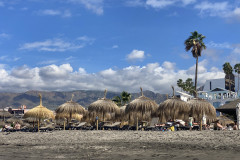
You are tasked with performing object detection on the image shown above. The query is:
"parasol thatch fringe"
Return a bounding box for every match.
[157,97,191,123]
[187,98,216,122]
[88,89,120,123]
[55,95,85,124]
[55,113,83,121]
[23,93,54,120]
[125,87,158,124]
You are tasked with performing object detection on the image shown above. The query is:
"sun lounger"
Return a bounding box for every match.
[104,122,121,130]
[75,122,87,130]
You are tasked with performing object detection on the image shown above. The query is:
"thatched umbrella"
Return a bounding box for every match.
[125,87,158,124]
[55,113,83,121]
[115,105,128,122]
[187,98,216,124]
[157,86,190,123]
[6,116,23,125]
[217,115,234,126]
[88,89,120,122]
[0,111,13,121]
[23,94,54,131]
[55,94,85,125]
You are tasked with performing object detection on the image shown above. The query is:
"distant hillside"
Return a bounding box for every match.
[0,90,167,110]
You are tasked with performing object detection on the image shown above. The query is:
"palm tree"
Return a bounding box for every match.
[121,91,131,105]
[223,62,233,93]
[184,31,206,98]
[234,63,240,94]
[112,96,122,106]
[112,91,131,106]
[177,79,184,91]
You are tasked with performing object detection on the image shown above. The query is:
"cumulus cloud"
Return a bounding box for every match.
[19,36,94,52]
[0,61,225,93]
[127,49,145,61]
[67,0,104,15]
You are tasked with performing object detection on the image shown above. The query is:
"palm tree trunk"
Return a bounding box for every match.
[229,74,231,97]
[238,73,239,95]
[194,56,198,98]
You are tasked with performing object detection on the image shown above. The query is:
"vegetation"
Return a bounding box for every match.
[112,91,131,106]
[223,62,233,92]
[234,63,240,93]
[177,78,195,95]
[184,31,206,97]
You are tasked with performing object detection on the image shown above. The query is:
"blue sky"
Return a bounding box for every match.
[0,0,240,94]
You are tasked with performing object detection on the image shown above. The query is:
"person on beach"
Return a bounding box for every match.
[214,120,225,130]
[202,114,207,130]
[233,122,238,130]
[188,115,193,130]
[14,122,21,130]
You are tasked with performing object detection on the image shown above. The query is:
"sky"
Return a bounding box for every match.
[0,0,240,94]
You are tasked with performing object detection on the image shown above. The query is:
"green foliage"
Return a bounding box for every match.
[177,78,195,95]
[234,63,240,74]
[184,31,206,58]
[223,62,233,75]
[112,91,131,106]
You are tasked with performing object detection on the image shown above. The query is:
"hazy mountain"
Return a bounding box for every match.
[0,90,167,110]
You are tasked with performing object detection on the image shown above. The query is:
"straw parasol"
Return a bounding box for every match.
[23,94,54,131]
[115,105,128,122]
[187,98,216,122]
[55,113,83,121]
[6,116,23,125]
[125,87,158,124]
[55,94,85,124]
[157,86,190,123]
[216,99,240,119]
[217,115,234,126]
[0,111,13,121]
[88,89,120,122]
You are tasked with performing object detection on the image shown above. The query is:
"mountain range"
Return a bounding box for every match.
[0,90,167,110]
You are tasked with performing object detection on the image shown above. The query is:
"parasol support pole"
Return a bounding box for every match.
[38,119,40,132]
[200,110,203,131]
[136,117,138,131]
[97,119,98,130]
[140,87,143,96]
[63,119,66,130]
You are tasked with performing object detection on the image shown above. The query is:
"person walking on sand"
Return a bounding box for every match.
[188,115,193,130]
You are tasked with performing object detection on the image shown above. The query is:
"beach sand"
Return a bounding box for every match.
[0,130,240,160]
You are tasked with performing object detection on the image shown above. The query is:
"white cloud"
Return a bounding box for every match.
[38,9,72,18]
[127,0,196,8]
[194,1,232,17]
[146,0,175,8]
[0,62,225,93]
[0,55,20,62]
[112,45,119,49]
[19,37,94,52]
[67,0,104,15]
[125,0,145,7]
[0,33,10,39]
[127,49,145,61]
[181,0,196,6]
[207,41,232,49]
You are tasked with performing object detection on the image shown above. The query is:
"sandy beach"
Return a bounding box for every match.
[0,130,240,160]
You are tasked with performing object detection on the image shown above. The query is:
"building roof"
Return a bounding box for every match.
[216,99,240,110]
[210,88,227,92]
